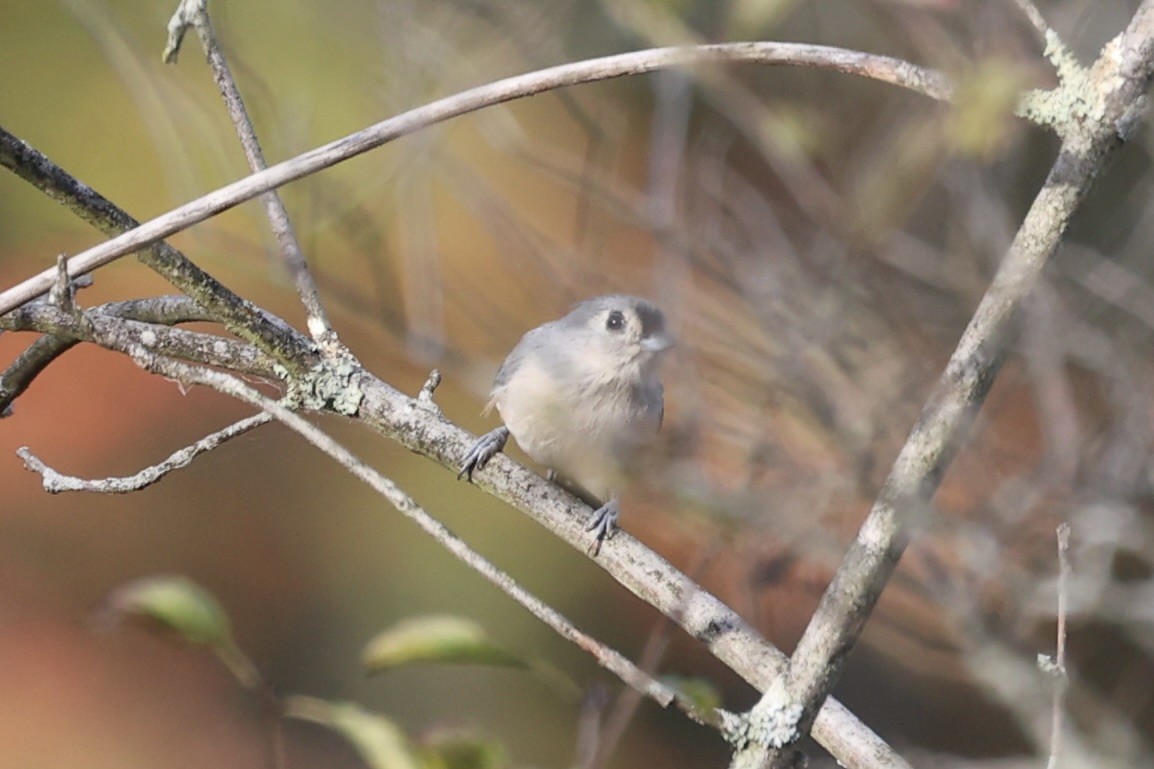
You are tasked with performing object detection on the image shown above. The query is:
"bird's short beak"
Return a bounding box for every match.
[643,333,675,353]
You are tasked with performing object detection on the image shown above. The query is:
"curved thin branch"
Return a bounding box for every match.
[18,413,272,493]
[0,42,951,315]
[1,335,77,418]
[1008,0,1055,44]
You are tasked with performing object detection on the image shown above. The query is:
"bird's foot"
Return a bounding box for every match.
[457,426,510,481]
[586,499,619,556]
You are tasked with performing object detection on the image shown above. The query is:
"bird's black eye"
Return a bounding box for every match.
[605,310,626,332]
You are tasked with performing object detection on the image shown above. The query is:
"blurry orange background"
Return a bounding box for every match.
[4,1,1154,767]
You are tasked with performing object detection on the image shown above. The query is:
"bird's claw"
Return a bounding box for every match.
[586,499,619,556]
[458,426,510,481]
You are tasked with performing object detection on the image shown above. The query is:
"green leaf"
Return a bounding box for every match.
[363,615,526,673]
[419,729,507,769]
[661,674,722,713]
[287,697,422,769]
[105,575,231,647]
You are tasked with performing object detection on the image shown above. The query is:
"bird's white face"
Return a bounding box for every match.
[570,298,673,381]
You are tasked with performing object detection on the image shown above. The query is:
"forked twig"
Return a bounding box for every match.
[19,413,273,494]
[0,127,313,368]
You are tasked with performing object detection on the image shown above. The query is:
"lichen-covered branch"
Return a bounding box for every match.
[125,351,723,730]
[1,300,280,381]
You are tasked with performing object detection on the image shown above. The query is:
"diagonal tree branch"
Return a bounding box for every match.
[0,126,315,369]
[120,350,725,732]
[734,3,1154,766]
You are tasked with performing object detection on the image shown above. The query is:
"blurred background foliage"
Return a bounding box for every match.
[3,0,1154,767]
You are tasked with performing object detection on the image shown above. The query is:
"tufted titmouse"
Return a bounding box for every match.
[458,295,674,553]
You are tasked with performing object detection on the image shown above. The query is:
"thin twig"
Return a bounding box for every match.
[166,0,335,345]
[741,3,1154,766]
[575,685,611,769]
[1008,0,1055,43]
[0,295,231,415]
[1046,522,1072,769]
[589,544,717,769]
[0,42,952,316]
[1,302,280,380]
[0,336,77,418]
[590,599,678,768]
[125,350,720,730]
[17,413,272,494]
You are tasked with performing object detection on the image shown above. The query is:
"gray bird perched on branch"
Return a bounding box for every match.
[458,295,674,553]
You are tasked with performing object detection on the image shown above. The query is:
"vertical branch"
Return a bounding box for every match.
[165,0,336,346]
[1046,522,1072,769]
[1007,0,1056,43]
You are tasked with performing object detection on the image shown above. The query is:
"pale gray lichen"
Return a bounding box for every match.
[1044,30,1084,87]
[721,709,751,749]
[748,701,805,748]
[723,679,806,750]
[1037,652,1066,678]
[1017,29,1097,137]
[1116,95,1148,141]
[289,358,364,416]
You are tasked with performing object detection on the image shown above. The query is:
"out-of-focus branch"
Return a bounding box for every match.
[735,4,1154,767]
[1008,0,1055,43]
[1045,523,1071,769]
[165,0,335,346]
[0,42,952,316]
